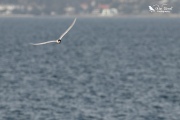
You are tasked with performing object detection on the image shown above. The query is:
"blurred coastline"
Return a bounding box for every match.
[0,0,179,18]
[0,14,180,19]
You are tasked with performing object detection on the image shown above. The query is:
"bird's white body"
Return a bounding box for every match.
[30,18,76,46]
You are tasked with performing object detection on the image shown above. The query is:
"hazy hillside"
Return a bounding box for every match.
[0,0,179,15]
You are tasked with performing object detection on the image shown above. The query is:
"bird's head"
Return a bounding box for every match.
[57,39,61,44]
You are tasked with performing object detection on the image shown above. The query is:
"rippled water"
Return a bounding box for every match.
[0,17,180,120]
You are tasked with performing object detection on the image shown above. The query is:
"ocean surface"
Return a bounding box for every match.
[0,17,180,120]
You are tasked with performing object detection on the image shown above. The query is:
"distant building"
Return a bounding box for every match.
[64,6,75,15]
[80,2,89,14]
[98,4,110,9]
[101,8,118,16]
[80,3,88,10]
[0,4,19,15]
[96,4,118,16]
[91,9,100,15]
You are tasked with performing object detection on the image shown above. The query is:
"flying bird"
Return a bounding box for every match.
[149,6,155,12]
[30,18,76,46]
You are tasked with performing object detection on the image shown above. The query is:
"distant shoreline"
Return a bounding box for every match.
[0,14,180,18]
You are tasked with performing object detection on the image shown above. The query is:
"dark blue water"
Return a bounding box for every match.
[0,17,180,120]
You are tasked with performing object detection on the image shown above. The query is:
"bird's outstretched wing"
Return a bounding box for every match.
[59,18,76,40]
[30,40,56,46]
